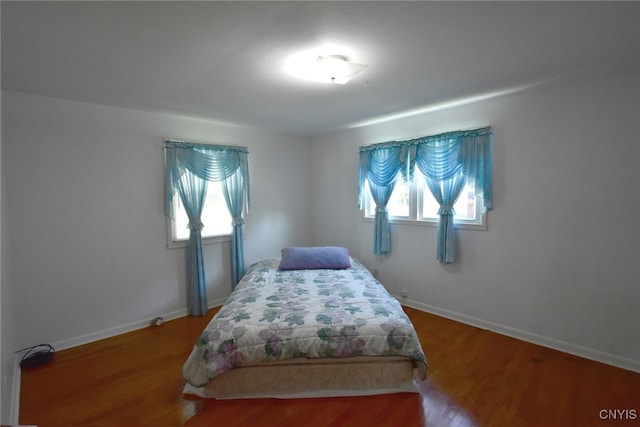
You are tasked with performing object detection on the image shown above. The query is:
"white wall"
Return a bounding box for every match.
[309,69,640,372]
[1,91,312,352]
[0,3,17,421]
[0,68,637,423]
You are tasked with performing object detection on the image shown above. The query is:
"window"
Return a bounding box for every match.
[363,173,486,230]
[167,181,232,248]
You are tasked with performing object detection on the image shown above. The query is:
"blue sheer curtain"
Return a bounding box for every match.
[415,129,492,263]
[358,127,492,263]
[415,137,465,264]
[358,145,411,255]
[176,173,208,315]
[222,168,246,287]
[165,140,250,315]
[458,133,493,212]
[368,178,397,255]
[426,175,466,263]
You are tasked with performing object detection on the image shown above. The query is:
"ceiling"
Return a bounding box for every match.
[2,1,639,137]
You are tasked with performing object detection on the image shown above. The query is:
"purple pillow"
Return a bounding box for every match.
[278,246,351,270]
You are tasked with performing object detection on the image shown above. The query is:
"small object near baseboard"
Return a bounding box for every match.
[16,343,55,369]
[151,316,164,327]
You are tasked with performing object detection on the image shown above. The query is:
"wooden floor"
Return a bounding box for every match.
[20,307,640,427]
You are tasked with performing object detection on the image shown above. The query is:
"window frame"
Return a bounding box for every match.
[362,176,487,231]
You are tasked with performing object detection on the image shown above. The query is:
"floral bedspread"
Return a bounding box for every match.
[182,258,428,387]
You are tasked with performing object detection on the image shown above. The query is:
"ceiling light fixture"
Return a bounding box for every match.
[315,55,368,84]
[284,50,368,84]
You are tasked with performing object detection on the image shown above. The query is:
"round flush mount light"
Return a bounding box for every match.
[284,48,368,84]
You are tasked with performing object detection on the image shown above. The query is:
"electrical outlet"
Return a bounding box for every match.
[401,289,408,298]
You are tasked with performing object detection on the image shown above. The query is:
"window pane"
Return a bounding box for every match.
[422,181,476,221]
[387,179,410,217]
[174,181,232,240]
[364,177,410,218]
[455,186,477,220]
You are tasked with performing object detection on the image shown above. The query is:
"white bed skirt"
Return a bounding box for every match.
[183,356,420,399]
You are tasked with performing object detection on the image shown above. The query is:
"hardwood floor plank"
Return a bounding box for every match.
[19,307,640,426]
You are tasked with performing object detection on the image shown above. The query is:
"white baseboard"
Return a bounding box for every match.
[61,295,636,374]
[397,296,640,374]
[51,297,227,352]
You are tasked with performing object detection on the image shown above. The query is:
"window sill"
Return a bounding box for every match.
[167,234,231,249]
[362,216,487,231]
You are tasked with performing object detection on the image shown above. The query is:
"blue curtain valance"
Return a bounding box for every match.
[165,140,250,219]
[358,127,492,263]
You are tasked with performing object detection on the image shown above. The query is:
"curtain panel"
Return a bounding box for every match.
[165,140,250,315]
[358,146,412,255]
[358,127,492,264]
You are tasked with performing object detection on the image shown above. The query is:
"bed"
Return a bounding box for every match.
[182,247,428,399]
